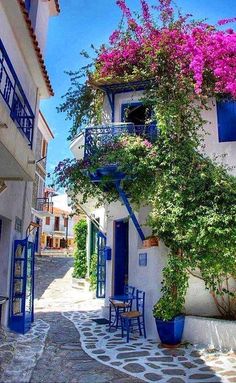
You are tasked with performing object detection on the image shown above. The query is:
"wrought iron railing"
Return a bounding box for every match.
[36,198,54,214]
[0,40,34,148]
[84,123,158,159]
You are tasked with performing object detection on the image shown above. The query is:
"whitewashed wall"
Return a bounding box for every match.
[202,99,236,176]
[32,0,50,54]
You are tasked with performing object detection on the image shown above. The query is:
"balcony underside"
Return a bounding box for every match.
[0,101,35,181]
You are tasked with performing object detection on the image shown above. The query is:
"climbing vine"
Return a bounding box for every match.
[55,0,236,320]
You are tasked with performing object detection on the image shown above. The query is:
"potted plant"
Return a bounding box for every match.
[153,256,188,347]
[153,296,185,347]
[143,235,159,248]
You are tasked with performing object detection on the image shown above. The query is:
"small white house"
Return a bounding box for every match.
[70,79,236,348]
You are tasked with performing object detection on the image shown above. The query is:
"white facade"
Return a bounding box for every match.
[40,194,77,251]
[0,0,59,327]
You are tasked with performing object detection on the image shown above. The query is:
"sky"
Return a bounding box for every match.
[40,0,236,178]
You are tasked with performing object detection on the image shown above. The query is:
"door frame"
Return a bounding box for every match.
[113,218,129,295]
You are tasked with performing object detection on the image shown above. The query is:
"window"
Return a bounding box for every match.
[41,139,48,158]
[121,102,147,125]
[15,217,22,233]
[217,100,236,142]
[64,217,68,227]
[45,216,50,225]
[54,217,60,231]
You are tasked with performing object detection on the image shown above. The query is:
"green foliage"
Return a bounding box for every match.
[73,249,87,279]
[74,219,87,249]
[73,219,88,279]
[89,253,98,291]
[57,70,103,141]
[153,255,189,321]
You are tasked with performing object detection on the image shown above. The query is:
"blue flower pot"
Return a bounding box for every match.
[155,315,185,346]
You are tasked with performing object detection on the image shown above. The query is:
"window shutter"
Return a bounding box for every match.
[217,100,236,142]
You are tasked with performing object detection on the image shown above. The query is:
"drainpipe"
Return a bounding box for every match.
[22,87,40,238]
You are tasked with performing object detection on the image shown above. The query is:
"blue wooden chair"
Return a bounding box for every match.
[108,285,135,331]
[120,289,146,342]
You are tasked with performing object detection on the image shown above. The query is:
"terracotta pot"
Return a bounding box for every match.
[143,236,159,248]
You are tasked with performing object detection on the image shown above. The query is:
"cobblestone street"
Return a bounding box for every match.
[31,256,139,383]
[1,256,236,383]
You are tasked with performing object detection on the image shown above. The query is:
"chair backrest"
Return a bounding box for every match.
[136,289,145,316]
[124,284,135,296]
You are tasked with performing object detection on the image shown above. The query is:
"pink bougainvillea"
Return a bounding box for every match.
[94,0,236,98]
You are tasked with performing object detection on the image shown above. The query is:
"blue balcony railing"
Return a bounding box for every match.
[84,123,158,159]
[0,40,34,148]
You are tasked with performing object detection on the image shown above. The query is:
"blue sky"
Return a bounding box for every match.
[40,0,236,177]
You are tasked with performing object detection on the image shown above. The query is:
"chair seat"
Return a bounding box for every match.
[110,300,131,308]
[120,310,141,318]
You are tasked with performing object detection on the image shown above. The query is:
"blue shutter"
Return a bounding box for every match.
[217,100,236,142]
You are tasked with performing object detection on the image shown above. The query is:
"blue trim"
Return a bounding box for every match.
[217,100,236,142]
[115,181,145,241]
[9,238,35,334]
[0,39,35,148]
[114,220,129,295]
[101,80,151,94]
[96,233,106,298]
[105,91,115,123]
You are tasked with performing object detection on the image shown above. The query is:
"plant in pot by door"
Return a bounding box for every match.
[153,255,189,347]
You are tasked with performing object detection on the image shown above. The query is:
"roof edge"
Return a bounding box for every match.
[17,0,54,96]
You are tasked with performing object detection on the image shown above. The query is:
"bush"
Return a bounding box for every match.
[73,249,87,278]
[89,253,97,291]
[73,219,87,279]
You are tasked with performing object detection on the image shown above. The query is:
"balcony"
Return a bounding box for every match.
[0,39,35,181]
[32,198,54,219]
[0,40,34,147]
[70,123,158,161]
[36,198,54,214]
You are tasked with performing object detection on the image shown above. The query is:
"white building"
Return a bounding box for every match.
[0,0,59,330]
[70,79,236,345]
[40,193,77,252]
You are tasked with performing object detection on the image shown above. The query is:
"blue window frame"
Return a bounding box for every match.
[121,102,143,122]
[217,100,236,142]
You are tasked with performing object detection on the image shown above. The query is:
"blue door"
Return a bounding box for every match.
[96,233,106,298]
[9,238,35,334]
[114,220,129,295]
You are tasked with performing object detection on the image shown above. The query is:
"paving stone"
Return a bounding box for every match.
[123,363,146,373]
[189,373,218,379]
[97,355,111,362]
[92,349,106,355]
[167,379,186,383]
[117,351,149,359]
[224,371,236,376]
[145,362,160,369]
[144,372,162,381]
[181,361,197,369]
[162,369,186,376]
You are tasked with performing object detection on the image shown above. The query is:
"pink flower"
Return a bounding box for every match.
[116,0,131,18]
[218,17,236,26]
